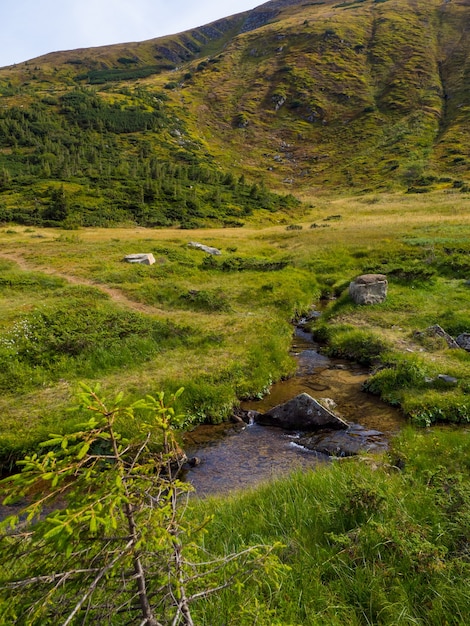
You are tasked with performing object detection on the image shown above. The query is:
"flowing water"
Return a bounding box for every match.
[183,325,404,497]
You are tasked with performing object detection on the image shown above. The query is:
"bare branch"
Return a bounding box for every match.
[129,432,152,472]
[60,538,134,626]
[4,568,102,589]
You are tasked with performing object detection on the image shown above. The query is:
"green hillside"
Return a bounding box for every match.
[0,0,470,227]
[0,5,469,621]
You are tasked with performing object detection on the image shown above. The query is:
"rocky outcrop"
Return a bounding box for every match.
[123,253,155,265]
[255,393,348,431]
[414,324,460,348]
[349,274,388,305]
[272,94,287,110]
[187,242,221,255]
[456,333,470,351]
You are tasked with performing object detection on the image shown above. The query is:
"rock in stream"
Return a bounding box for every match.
[255,392,349,430]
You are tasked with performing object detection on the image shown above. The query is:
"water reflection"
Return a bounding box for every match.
[183,422,327,497]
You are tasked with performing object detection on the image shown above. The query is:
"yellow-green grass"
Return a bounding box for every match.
[0,190,469,462]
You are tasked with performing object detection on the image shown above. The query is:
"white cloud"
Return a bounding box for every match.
[0,0,262,67]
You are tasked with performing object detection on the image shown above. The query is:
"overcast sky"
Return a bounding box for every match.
[0,0,263,67]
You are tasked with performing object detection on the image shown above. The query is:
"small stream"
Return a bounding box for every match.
[0,324,404,519]
[183,324,404,497]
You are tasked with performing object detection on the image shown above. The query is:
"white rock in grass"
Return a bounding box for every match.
[123,253,155,265]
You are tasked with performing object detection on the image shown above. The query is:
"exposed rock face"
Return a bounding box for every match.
[123,253,155,265]
[241,0,305,33]
[187,242,221,255]
[349,273,388,305]
[272,94,287,110]
[255,393,348,431]
[456,333,470,352]
[414,324,460,348]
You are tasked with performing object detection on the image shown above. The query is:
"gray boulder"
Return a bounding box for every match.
[437,374,458,386]
[349,273,388,305]
[123,253,155,265]
[456,333,470,352]
[187,242,221,256]
[255,393,348,431]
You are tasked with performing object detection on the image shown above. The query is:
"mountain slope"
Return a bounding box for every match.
[182,0,470,190]
[0,0,469,228]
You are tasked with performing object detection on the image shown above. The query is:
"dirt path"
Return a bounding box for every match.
[0,251,166,316]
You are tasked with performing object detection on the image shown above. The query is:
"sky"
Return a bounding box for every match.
[0,0,264,67]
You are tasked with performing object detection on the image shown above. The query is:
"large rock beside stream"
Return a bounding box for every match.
[349,273,387,305]
[255,393,348,431]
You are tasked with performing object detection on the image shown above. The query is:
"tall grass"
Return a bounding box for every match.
[188,428,470,625]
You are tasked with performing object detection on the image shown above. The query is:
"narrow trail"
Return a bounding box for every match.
[0,251,167,316]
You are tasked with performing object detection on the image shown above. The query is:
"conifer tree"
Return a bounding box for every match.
[0,386,280,625]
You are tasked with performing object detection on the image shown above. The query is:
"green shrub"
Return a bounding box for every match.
[438,254,470,278]
[77,65,162,84]
[0,300,190,394]
[439,309,470,336]
[180,289,231,312]
[310,321,333,344]
[0,271,66,291]
[386,263,436,283]
[172,377,236,424]
[8,305,175,363]
[202,255,290,272]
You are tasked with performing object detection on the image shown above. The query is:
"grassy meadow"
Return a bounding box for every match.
[0,193,470,461]
[0,190,469,624]
[0,189,469,466]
